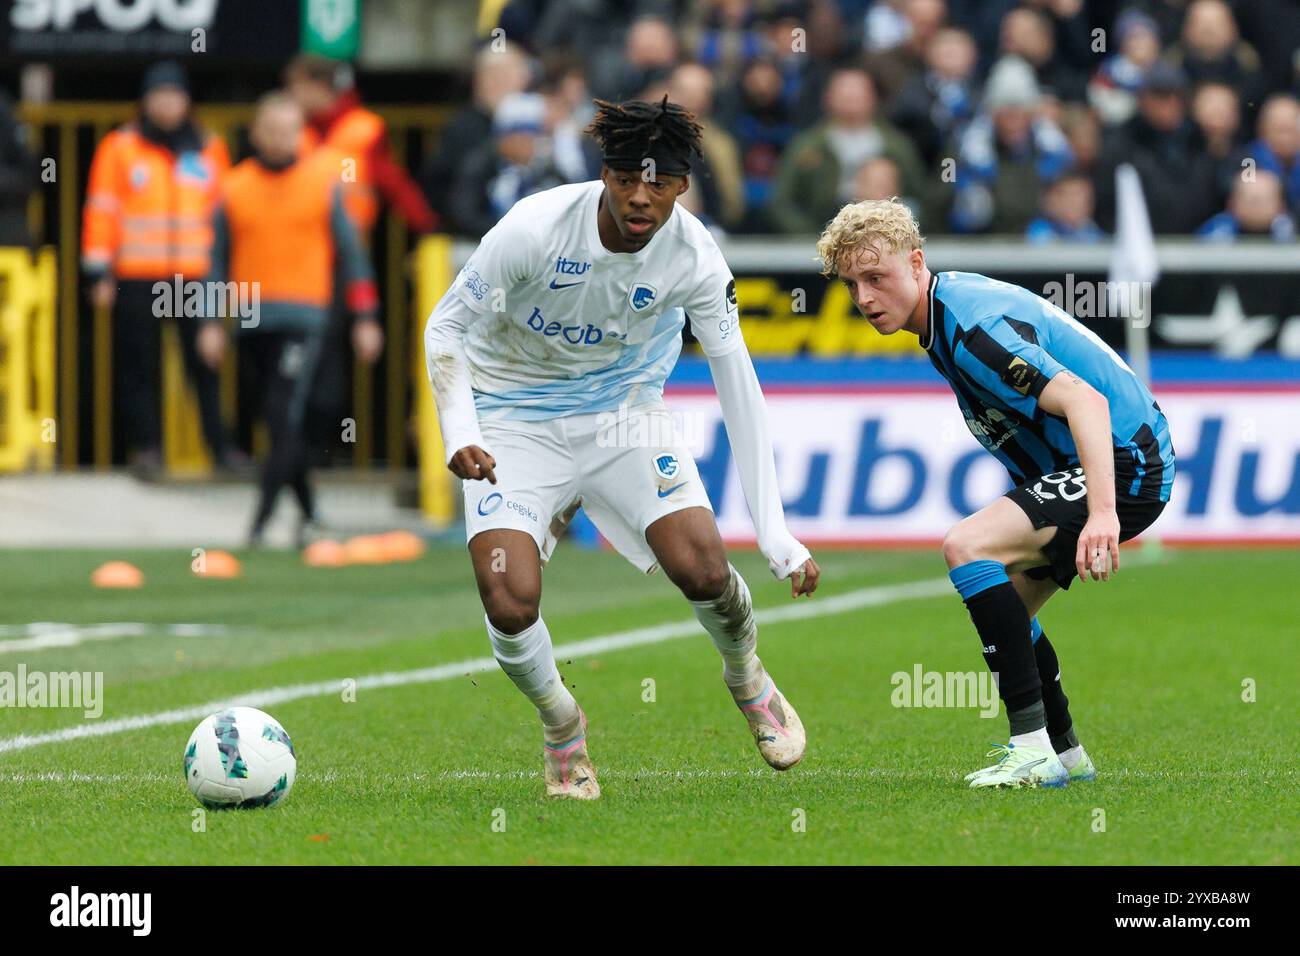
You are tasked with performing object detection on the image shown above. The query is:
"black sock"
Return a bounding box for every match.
[963,583,1043,734]
[1034,631,1080,753]
[950,561,1046,736]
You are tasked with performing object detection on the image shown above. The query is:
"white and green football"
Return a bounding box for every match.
[183,706,296,809]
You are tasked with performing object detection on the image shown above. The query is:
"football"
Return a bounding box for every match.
[183,707,296,809]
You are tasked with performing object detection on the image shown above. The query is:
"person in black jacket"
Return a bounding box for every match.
[419,42,533,226]
[1093,62,1221,233]
[446,92,569,237]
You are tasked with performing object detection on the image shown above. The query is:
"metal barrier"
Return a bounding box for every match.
[17,100,450,475]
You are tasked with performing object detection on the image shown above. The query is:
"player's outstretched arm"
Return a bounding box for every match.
[706,345,819,597]
[424,289,494,482]
[1038,371,1119,583]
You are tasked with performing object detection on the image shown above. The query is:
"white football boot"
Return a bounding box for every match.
[730,663,806,770]
[542,708,601,800]
[966,742,1069,789]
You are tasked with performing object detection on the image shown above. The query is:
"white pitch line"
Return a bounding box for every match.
[0,577,950,756]
[0,622,227,654]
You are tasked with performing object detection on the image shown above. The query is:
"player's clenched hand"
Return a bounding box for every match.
[1076,510,1120,583]
[448,445,496,483]
[790,556,820,598]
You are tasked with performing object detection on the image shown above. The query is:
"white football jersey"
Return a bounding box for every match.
[450,181,741,421]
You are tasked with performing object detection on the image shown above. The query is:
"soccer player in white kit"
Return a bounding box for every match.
[424,99,819,799]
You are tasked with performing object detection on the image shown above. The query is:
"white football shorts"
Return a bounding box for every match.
[461,401,713,573]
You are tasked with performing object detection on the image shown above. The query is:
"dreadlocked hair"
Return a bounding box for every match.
[584,96,704,165]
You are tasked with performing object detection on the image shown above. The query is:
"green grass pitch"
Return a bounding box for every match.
[0,544,1295,865]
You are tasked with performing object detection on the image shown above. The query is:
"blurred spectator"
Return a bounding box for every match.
[720,56,800,230]
[286,54,436,238]
[200,93,380,547]
[1197,170,1296,240]
[81,61,234,476]
[1166,0,1267,123]
[1027,0,1095,75]
[794,0,861,118]
[1026,170,1104,242]
[1094,61,1221,233]
[540,52,600,183]
[448,92,570,237]
[999,5,1087,103]
[761,3,831,131]
[1192,81,1244,162]
[596,15,679,100]
[667,63,746,229]
[0,91,37,247]
[769,68,925,233]
[1132,0,1196,43]
[889,24,979,168]
[865,0,911,52]
[1235,94,1300,216]
[419,42,534,225]
[1058,102,1102,172]
[852,155,903,200]
[870,0,949,104]
[950,56,1074,233]
[512,0,637,70]
[850,155,925,221]
[1087,9,1162,126]
[1230,0,1300,96]
[686,0,770,93]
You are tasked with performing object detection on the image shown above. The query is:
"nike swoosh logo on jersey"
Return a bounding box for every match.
[549,279,584,290]
[657,483,687,498]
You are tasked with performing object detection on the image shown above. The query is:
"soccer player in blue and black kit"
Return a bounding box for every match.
[817,199,1175,788]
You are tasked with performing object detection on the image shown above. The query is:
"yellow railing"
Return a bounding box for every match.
[412,235,452,524]
[18,100,451,479]
[0,247,57,472]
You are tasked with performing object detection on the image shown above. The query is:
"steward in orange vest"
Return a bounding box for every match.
[197,92,380,548]
[81,61,234,473]
[285,54,437,238]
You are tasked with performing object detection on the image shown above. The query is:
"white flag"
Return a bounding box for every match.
[1107,163,1159,313]
[1108,163,1159,384]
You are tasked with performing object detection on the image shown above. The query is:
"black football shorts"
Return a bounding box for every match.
[1005,467,1167,590]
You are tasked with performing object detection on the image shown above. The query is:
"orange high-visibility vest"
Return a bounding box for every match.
[220,149,343,308]
[301,105,385,235]
[82,124,228,279]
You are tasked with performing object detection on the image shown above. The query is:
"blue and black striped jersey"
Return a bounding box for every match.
[922,271,1175,501]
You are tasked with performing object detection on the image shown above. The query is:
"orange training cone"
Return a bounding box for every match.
[195,549,242,579]
[92,561,144,589]
[379,530,426,562]
[343,534,388,565]
[303,539,348,567]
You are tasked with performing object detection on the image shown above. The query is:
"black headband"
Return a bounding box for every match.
[603,145,693,177]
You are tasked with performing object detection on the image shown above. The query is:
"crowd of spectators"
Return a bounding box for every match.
[418,0,1300,243]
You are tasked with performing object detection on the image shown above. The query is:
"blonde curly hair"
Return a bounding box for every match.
[816,199,924,277]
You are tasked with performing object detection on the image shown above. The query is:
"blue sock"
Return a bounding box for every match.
[948,559,1008,600]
